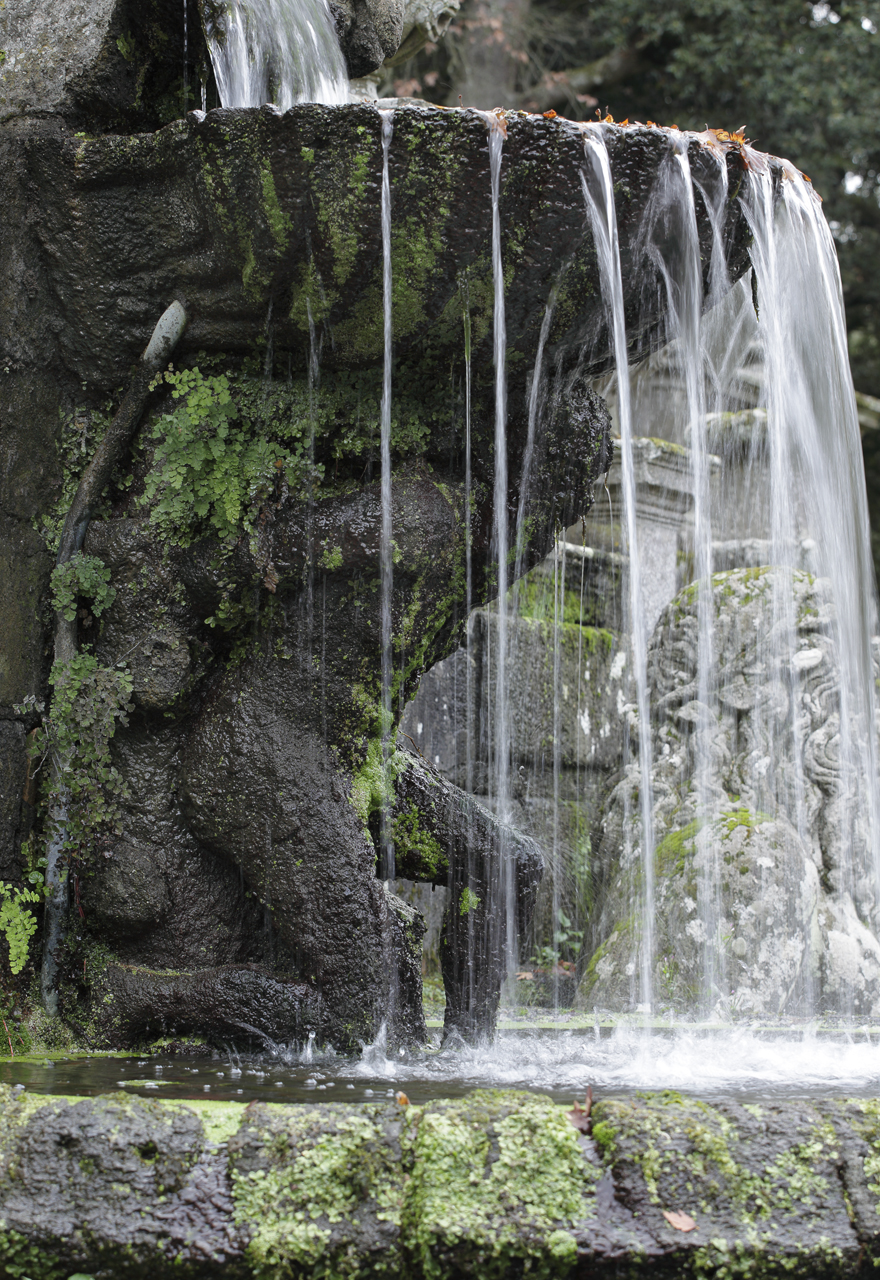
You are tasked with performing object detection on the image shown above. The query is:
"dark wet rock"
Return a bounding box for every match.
[384,884,428,1044]
[0,0,211,132]
[2,1086,880,1276]
[179,649,412,1051]
[391,752,543,1038]
[8,108,761,393]
[53,373,606,1050]
[579,1092,860,1273]
[83,838,171,939]
[332,0,406,76]
[0,1086,246,1274]
[0,720,32,881]
[89,963,324,1048]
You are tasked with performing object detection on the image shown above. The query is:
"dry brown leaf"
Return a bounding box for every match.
[566,1085,593,1132]
[663,1210,697,1232]
[566,1103,590,1132]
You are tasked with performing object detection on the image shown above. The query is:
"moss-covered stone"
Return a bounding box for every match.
[0,1087,877,1276]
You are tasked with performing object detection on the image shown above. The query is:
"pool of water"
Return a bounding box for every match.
[6,1019,880,1107]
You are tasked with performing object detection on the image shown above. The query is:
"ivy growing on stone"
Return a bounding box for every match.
[0,881,43,975]
[35,401,118,554]
[139,360,439,550]
[50,553,116,623]
[31,655,134,855]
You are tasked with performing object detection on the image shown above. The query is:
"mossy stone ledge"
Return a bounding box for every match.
[1,1085,880,1277]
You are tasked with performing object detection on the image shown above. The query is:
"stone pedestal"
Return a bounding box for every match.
[572,435,719,634]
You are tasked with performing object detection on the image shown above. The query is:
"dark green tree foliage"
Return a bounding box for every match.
[409,1,880,394]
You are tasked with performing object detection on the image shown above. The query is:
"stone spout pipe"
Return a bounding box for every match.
[42,301,188,1017]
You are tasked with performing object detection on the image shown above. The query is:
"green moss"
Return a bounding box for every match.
[260,161,292,254]
[654,819,704,878]
[349,739,406,827]
[400,1091,597,1279]
[459,887,480,916]
[231,1106,405,1277]
[718,807,771,838]
[318,543,343,571]
[165,1097,248,1144]
[392,804,446,878]
[0,1228,65,1280]
[514,574,618,637]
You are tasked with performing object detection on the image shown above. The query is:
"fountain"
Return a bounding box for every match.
[3,0,880,1273]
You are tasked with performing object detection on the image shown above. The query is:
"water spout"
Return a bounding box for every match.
[203,0,349,110]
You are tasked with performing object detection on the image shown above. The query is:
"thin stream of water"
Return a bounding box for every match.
[305,298,320,659]
[581,125,656,1015]
[483,112,517,985]
[462,286,474,795]
[379,110,395,881]
[513,286,559,583]
[183,0,188,115]
[655,141,718,1009]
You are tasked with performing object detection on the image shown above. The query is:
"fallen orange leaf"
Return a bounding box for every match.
[566,1086,593,1132]
[663,1210,697,1232]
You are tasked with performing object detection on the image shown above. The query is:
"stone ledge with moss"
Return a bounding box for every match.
[1,1085,880,1277]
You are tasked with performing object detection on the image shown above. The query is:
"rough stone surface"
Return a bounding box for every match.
[0,720,32,881]
[2,1086,880,1276]
[332,0,407,76]
[37,353,606,1052]
[6,108,760,391]
[0,0,210,131]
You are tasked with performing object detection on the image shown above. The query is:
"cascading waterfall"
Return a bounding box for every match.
[568,124,880,1022]
[581,125,657,1014]
[379,110,395,882]
[203,0,349,110]
[742,159,880,970]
